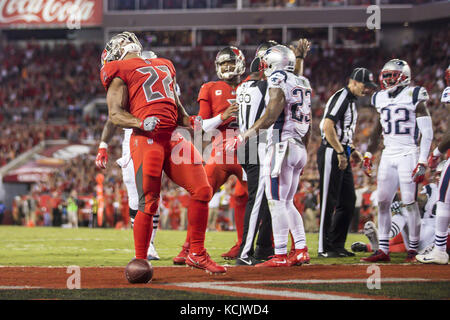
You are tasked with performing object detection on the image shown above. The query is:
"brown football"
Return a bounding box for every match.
[125,258,153,284]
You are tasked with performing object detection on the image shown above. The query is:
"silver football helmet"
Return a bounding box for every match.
[261,44,296,77]
[379,59,411,91]
[215,46,246,80]
[101,31,143,66]
[255,40,278,59]
[141,50,157,60]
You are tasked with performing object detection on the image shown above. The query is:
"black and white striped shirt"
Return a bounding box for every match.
[237,78,269,165]
[319,86,357,146]
[238,79,269,132]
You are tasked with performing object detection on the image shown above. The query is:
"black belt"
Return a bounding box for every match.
[321,140,352,156]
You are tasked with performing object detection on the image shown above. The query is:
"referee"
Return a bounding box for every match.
[235,41,277,266]
[317,67,376,258]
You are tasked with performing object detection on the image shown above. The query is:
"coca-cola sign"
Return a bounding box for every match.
[0,0,103,28]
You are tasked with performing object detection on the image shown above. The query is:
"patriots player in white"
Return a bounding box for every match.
[361,59,433,263]
[353,161,447,255]
[417,64,450,265]
[96,50,165,261]
[226,45,312,267]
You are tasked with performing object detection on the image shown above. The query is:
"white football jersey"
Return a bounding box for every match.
[371,86,429,156]
[441,87,450,103]
[266,70,312,145]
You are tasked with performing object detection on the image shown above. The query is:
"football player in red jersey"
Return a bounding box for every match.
[173,46,249,264]
[100,32,226,276]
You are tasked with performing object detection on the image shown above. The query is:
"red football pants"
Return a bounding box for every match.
[183,149,248,247]
[131,132,213,258]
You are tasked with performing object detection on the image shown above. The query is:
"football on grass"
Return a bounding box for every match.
[125,258,153,284]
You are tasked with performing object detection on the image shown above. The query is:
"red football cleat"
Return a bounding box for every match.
[405,250,417,263]
[360,250,391,263]
[186,249,227,274]
[221,243,241,260]
[287,247,311,266]
[173,243,190,265]
[254,254,290,267]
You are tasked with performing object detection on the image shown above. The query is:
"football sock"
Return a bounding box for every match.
[378,201,392,254]
[268,200,289,255]
[150,212,159,244]
[286,201,306,250]
[133,210,153,259]
[434,202,450,252]
[404,203,421,252]
[389,214,406,238]
[187,199,208,254]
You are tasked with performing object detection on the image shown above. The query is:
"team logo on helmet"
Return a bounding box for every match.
[215,46,245,80]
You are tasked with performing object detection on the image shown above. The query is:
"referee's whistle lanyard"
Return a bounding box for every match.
[345,145,352,158]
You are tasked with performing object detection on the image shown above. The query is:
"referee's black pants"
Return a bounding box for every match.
[317,144,356,253]
[238,163,273,259]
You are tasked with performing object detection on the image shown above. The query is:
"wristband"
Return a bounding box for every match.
[337,151,344,155]
[296,55,306,59]
[99,142,108,149]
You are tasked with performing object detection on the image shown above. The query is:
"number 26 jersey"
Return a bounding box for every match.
[100,57,178,132]
[371,86,429,156]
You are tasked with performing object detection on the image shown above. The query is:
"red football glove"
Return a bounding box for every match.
[427,154,440,170]
[362,152,373,177]
[412,163,426,183]
[189,115,203,132]
[95,146,108,169]
[225,134,244,153]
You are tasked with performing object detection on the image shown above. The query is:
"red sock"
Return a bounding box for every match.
[133,210,153,259]
[234,194,248,245]
[187,199,208,254]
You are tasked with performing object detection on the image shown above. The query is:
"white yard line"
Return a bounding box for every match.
[167,278,445,300]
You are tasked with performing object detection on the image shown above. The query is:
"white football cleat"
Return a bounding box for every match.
[147,243,160,261]
[416,247,449,265]
[363,221,379,252]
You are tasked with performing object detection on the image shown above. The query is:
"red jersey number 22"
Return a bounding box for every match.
[137,66,175,102]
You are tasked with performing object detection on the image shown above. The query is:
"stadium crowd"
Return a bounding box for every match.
[0,27,448,232]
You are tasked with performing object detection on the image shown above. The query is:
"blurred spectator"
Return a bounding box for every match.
[0,201,5,224]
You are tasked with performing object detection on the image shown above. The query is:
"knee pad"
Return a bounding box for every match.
[191,185,213,202]
[378,200,392,215]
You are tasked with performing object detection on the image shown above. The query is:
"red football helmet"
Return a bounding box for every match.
[215,46,245,80]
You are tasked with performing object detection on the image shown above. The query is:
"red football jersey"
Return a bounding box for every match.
[100,57,178,132]
[197,81,239,132]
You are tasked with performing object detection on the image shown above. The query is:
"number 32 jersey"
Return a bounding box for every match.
[371,86,429,156]
[267,70,312,145]
[100,57,178,132]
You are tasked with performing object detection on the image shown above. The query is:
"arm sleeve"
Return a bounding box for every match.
[416,115,433,163]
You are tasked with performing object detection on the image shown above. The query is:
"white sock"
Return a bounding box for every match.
[434,202,450,252]
[390,213,406,238]
[378,201,392,253]
[404,202,421,252]
[268,200,289,255]
[286,201,306,250]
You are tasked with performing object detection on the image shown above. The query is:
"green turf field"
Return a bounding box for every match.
[0,225,411,266]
